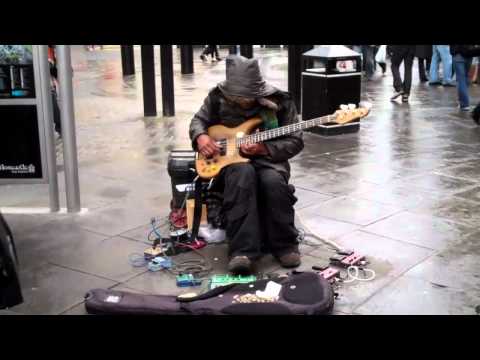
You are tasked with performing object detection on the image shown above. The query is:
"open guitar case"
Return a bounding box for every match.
[85,271,335,315]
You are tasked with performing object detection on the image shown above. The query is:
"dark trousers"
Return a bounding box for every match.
[361,45,375,79]
[51,89,61,135]
[202,45,219,59]
[418,57,431,81]
[214,163,299,260]
[391,50,415,94]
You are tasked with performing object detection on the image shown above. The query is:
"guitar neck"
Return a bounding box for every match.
[237,114,336,146]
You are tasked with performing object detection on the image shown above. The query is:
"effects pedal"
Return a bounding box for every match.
[144,246,163,260]
[176,274,202,287]
[312,265,340,282]
[329,252,366,268]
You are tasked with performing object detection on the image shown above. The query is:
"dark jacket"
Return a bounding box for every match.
[450,45,480,57]
[189,87,304,179]
[415,45,433,59]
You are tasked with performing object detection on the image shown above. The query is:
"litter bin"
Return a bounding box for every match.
[301,45,362,135]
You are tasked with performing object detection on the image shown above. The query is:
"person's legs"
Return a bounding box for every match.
[472,102,480,124]
[454,54,471,109]
[212,45,220,59]
[438,45,454,85]
[200,46,209,61]
[362,46,375,79]
[256,168,299,258]
[403,52,414,96]
[51,88,61,136]
[429,45,440,84]
[390,51,403,95]
[221,163,262,261]
[418,57,428,81]
[379,62,387,75]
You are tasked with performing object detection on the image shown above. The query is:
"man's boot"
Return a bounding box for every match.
[277,252,301,268]
[228,256,253,275]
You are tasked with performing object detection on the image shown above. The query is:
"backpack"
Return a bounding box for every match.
[85,271,335,315]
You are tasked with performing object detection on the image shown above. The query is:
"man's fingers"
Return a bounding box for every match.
[207,143,219,154]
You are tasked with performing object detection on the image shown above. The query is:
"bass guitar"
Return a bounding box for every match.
[196,103,371,179]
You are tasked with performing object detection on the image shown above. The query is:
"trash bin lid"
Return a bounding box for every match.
[303,45,360,59]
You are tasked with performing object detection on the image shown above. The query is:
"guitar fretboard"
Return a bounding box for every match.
[236,114,335,147]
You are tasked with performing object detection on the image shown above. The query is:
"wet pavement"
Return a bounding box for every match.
[1,46,480,315]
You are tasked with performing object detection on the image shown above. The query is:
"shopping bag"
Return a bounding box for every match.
[375,45,387,64]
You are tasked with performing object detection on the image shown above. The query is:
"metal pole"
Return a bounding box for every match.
[56,45,81,213]
[180,45,193,75]
[140,45,157,117]
[229,45,238,55]
[37,45,60,212]
[240,45,253,59]
[288,45,313,112]
[120,45,135,76]
[160,45,175,117]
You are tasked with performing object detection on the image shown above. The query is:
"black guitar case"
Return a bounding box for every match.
[85,271,334,315]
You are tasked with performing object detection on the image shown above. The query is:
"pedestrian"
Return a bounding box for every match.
[450,45,480,111]
[429,45,455,86]
[415,45,432,82]
[389,45,416,103]
[470,56,479,84]
[48,45,62,138]
[200,45,222,62]
[361,45,376,80]
[374,45,387,76]
[472,102,480,125]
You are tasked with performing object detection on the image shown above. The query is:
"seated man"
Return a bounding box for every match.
[189,55,304,275]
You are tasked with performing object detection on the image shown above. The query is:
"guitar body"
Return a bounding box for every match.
[196,117,263,179]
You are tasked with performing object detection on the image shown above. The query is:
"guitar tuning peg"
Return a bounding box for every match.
[348,104,356,110]
[340,104,348,111]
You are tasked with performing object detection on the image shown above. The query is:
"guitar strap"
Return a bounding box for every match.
[189,177,204,243]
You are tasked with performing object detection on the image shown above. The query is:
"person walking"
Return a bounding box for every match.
[200,45,222,62]
[429,45,455,86]
[375,45,387,76]
[470,57,479,84]
[361,45,376,80]
[415,45,432,82]
[389,45,416,102]
[450,45,480,111]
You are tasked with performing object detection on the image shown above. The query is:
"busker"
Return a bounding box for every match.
[189,55,304,275]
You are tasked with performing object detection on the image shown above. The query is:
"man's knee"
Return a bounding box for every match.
[258,169,293,202]
[225,163,256,187]
[223,163,257,212]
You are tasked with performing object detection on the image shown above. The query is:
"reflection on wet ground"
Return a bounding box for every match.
[1,46,480,315]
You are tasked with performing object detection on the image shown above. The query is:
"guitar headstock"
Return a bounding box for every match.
[333,102,372,124]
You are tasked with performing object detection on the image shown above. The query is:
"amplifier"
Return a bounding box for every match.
[167,150,197,209]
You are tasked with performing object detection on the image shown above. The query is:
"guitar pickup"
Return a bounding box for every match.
[214,140,227,156]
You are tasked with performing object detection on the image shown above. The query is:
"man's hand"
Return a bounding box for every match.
[197,134,221,158]
[240,143,269,157]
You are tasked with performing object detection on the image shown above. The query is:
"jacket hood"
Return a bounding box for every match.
[218,55,277,98]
